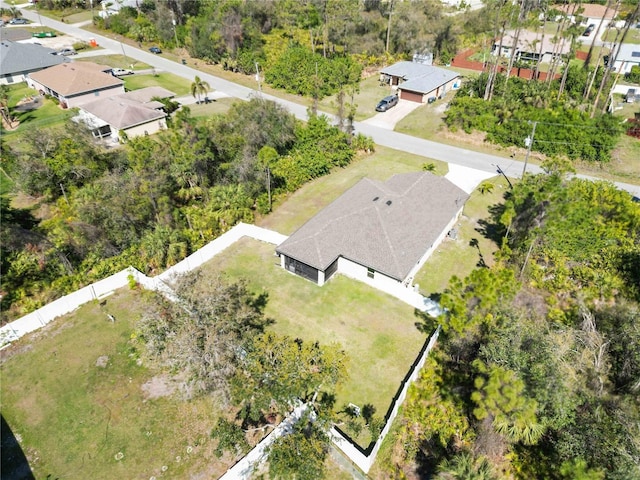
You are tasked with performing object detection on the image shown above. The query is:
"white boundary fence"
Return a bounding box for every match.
[1,221,441,477]
[329,325,441,474]
[0,223,287,348]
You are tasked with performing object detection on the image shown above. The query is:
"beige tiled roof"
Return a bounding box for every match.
[28,61,123,96]
[276,172,468,281]
[555,3,616,20]
[80,94,167,130]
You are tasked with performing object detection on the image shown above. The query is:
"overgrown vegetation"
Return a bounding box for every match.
[1,98,369,323]
[383,166,640,479]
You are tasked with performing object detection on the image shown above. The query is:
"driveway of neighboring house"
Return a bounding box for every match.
[362,99,423,130]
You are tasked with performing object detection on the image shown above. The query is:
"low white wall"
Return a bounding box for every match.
[219,403,308,480]
[330,326,441,473]
[0,223,288,348]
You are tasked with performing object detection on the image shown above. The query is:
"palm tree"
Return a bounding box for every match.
[190,76,211,104]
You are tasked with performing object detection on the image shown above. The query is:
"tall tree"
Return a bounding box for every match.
[190,75,211,103]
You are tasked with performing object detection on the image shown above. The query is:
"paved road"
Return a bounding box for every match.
[7,3,640,198]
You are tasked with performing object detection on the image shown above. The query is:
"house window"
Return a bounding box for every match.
[367,267,375,279]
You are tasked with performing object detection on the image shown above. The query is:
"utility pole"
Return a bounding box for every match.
[385,0,394,53]
[266,166,271,212]
[172,12,179,48]
[522,120,537,177]
[493,164,513,189]
[255,61,262,96]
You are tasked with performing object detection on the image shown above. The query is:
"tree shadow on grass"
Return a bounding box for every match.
[476,202,508,245]
[1,414,35,480]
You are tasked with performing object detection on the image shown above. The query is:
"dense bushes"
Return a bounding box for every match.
[445,73,624,162]
[265,44,362,98]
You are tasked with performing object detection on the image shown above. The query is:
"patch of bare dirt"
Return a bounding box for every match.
[141,373,180,400]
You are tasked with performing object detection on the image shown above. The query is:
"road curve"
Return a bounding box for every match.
[7,3,640,198]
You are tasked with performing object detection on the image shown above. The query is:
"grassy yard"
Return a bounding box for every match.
[413,176,508,297]
[189,97,237,118]
[603,26,640,44]
[198,238,427,427]
[77,54,151,71]
[1,83,75,140]
[123,73,192,96]
[258,146,447,235]
[0,289,232,480]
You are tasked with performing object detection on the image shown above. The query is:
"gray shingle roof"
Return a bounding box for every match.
[276,172,469,281]
[0,40,66,76]
[380,61,460,94]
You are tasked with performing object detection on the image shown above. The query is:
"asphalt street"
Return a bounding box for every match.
[5,3,639,198]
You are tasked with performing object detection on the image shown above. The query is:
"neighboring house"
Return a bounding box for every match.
[492,30,571,63]
[611,43,640,75]
[74,86,175,142]
[276,172,469,290]
[99,0,140,18]
[379,61,461,103]
[27,61,124,109]
[554,3,623,29]
[0,40,67,85]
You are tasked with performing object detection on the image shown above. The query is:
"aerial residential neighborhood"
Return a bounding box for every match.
[1,1,639,479]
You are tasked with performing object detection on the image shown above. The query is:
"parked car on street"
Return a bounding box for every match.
[9,18,29,25]
[149,46,162,54]
[375,94,399,112]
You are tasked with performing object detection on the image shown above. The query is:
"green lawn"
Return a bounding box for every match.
[603,26,640,44]
[0,289,232,480]
[123,73,191,96]
[77,54,151,71]
[189,97,237,118]
[199,238,427,425]
[258,146,447,235]
[1,83,75,139]
[318,75,393,121]
[413,176,508,296]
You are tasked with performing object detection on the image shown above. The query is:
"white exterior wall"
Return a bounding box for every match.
[26,78,124,108]
[0,73,28,85]
[337,257,403,292]
[613,59,639,75]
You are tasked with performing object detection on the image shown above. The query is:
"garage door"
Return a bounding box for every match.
[399,90,424,103]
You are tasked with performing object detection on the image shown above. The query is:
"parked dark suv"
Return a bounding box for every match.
[375,94,399,112]
[583,24,596,36]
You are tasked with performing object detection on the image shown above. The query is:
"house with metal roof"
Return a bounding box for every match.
[73,86,175,142]
[379,61,461,103]
[0,40,67,85]
[611,43,640,75]
[276,172,468,289]
[26,61,124,109]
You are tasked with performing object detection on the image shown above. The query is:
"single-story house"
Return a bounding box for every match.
[0,40,67,85]
[554,3,624,29]
[379,61,461,103]
[99,0,140,18]
[27,61,124,109]
[276,172,469,290]
[492,30,571,63]
[73,86,175,142]
[610,43,640,75]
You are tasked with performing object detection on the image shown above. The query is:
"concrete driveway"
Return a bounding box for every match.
[362,99,423,130]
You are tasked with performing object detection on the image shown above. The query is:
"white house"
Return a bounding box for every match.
[276,172,469,290]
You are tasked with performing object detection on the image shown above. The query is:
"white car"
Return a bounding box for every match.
[111,68,134,76]
[57,48,76,56]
